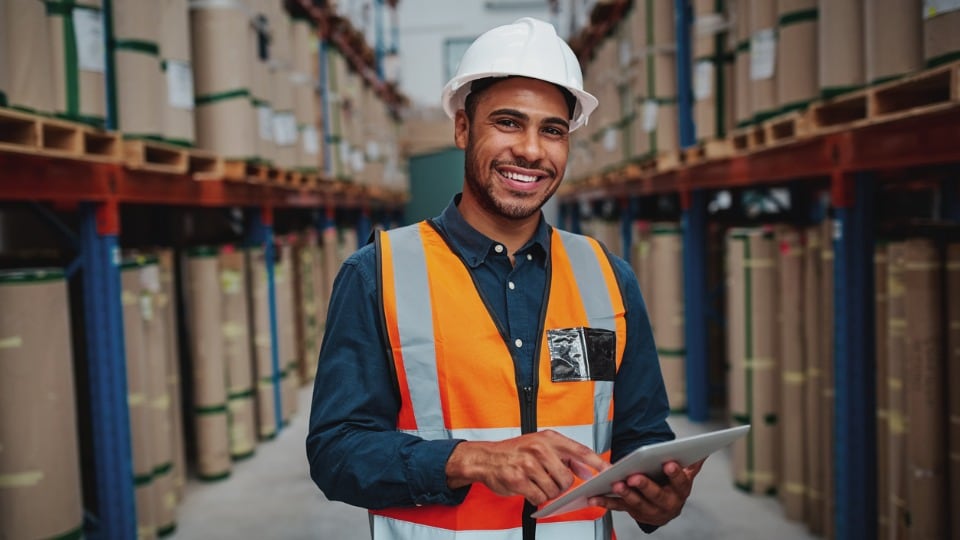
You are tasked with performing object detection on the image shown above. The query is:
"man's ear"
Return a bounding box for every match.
[454,110,469,150]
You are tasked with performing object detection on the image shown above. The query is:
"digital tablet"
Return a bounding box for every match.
[531,424,751,519]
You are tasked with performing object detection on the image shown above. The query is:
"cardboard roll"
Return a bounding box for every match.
[0,269,84,540]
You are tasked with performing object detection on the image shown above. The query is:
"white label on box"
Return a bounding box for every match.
[258,106,274,142]
[750,29,776,81]
[165,60,195,110]
[352,149,365,172]
[694,13,727,37]
[302,126,319,156]
[619,39,632,67]
[695,60,714,101]
[643,100,659,133]
[339,143,351,170]
[367,141,381,161]
[140,265,160,293]
[273,112,298,147]
[924,0,960,18]
[602,127,618,152]
[73,8,105,73]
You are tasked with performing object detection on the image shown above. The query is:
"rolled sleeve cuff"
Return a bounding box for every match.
[400,439,471,506]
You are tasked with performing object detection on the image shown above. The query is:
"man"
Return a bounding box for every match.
[307,17,701,539]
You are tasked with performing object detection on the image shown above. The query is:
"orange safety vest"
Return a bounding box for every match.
[372,221,627,540]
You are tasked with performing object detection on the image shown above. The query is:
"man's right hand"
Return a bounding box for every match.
[444,430,610,505]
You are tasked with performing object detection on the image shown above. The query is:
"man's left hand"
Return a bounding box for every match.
[586,459,704,527]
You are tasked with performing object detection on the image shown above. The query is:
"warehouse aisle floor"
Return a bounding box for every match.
[171,387,818,540]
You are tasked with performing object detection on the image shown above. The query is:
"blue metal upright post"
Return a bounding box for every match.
[674,0,696,147]
[357,208,372,249]
[620,198,633,260]
[570,201,582,234]
[682,190,710,421]
[831,172,877,540]
[675,0,709,421]
[249,207,285,432]
[79,201,136,539]
[318,38,333,177]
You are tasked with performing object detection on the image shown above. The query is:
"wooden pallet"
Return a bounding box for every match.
[730,124,766,153]
[0,107,121,161]
[223,160,269,182]
[124,139,189,174]
[810,60,960,132]
[763,112,810,145]
[683,138,733,165]
[188,149,223,181]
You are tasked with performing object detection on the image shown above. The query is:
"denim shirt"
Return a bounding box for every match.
[306,195,673,512]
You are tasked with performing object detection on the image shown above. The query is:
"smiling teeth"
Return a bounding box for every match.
[502,171,538,183]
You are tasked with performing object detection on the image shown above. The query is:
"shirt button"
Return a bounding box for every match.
[526,254,533,261]
[494,244,504,254]
[514,339,523,348]
[508,281,515,290]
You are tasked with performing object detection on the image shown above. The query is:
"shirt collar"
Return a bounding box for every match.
[432,194,551,268]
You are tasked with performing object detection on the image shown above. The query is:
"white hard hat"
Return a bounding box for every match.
[441,17,598,132]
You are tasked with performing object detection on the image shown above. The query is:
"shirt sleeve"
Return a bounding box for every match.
[305,245,470,509]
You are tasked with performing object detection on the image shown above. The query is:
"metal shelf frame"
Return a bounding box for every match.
[562,2,960,536]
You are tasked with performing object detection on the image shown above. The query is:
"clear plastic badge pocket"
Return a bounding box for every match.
[546,327,616,382]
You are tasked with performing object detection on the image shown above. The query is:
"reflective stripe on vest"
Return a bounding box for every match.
[374,222,626,540]
[557,230,616,454]
[373,514,614,540]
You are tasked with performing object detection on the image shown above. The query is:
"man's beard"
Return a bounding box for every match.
[463,137,559,221]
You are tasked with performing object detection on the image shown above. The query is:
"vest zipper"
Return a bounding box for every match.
[520,385,537,540]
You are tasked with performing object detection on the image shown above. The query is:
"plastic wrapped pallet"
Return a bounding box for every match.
[776,226,805,522]
[160,0,196,145]
[247,246,277,440]
[0,0,57,112]
[292,16,320,170]
[190,0,256,159]
[157,250,187,500]
[248,1,275,164]
[692,0,726,141]
[947,243,960,540]
[184,248,231,481]
[748,0,778,122]
[885,241,909,540]
[269,9,298,169]
[726,228,780,496]
[112,0,163,138]
[0,269,84,540]
[651,223,686,412]
[801,226,823,533]
[219,247,256,461]
[644,0,679,154]
[923,1,960,67]
[903,238,947,539]
[120,261,159,540]
[776,0,818,113]
[47,0,107,126]
[874,244,890,539]
[818,0,864,98]
[732,0,752,126]
[865,0,923,85]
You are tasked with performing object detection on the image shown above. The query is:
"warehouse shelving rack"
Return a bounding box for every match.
[559,1,960,539]
[0,2,405,538]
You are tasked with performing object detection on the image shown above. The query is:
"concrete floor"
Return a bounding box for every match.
[170,388,819,540]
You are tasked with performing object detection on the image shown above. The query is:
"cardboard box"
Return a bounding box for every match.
[802,226,824,533]
[651,224,686,412]
[874,244,890,539]
[947,243,960,540]
[886,241,910,540]
[864,0,923,84]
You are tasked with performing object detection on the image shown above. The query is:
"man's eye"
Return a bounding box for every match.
[543,127,565,137]
[496,118,520,128]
